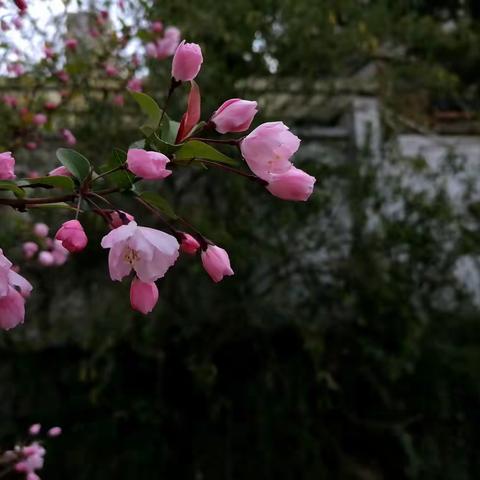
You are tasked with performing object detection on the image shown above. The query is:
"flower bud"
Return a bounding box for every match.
[180,233,200,255]
[23,242,38,259]
[38,251,54,266]
[0,151,15,179]
[33,223,49,238]
[201,245,234,283]
[171,41,203,82]
[49,165,72,177]
[47,426,62,437]
[29,423,41,436]
[33,113,47,126]
[55,220,88,253]
[109,210,135,229]
[130,277,159,314]
[211,99,257,134]
[127,149,171,180]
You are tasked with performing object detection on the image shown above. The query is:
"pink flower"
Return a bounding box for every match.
[38,251,54,266]
[47,426,62,437]
[171,40,203,82]
[56,70,69,83]
[43,46,55,59]
[156,27,181,58]
[126,149,171,180]
[51,240,69,266]
[49,165,72,177]
[55,220,88,253]
[240,122,301,180]
[104,64,119,77]
[127,77,142,92]
[266,166,316,201]
[113,94,124,106]
[12,16,22,29]
[26,142,38,151]
[130,277,159,314]
[145,42,158,58]
[151,21,163,33]
[65,38,78,50]
[100,221,179,283]
[0,151,16,179]
[109,210,134,229]
[3,95,17,108]
[33,223,49,238]
[61,128,76,145]
[33,113,47,126]
[23,242,39,259]
[15,442,45,477]
[44,101,58,110]
[211,99,258,134]
[0,249,32,330]
[29,424,41,436]
[164,26,181,41]
[180,233,200,255]
[201,245,234,283]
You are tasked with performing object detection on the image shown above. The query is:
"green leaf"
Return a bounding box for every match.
[17,176,75,192]
[129,91,162,134]
[139,191,178,220]
[56,148,91,182]
[0,180,25,198]
[103,149,135,191]
[28,202,79,211]
[160,118,180,145]
[175,140,238,166]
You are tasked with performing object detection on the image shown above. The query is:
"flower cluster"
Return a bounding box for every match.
[0,423,61,480]
[22,223,69,267]
[0,36,315,325]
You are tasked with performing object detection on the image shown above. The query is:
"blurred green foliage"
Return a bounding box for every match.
[1,0,480,479]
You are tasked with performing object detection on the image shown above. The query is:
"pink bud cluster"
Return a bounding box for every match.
[22,223,69,267]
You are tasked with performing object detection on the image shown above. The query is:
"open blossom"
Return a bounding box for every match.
[33,223,49,238]
[0,249,33,330]
[0,151,15,179]
[101,221,179,283]
[240,122,301,180]
[211,99,258,134]
[180,233,200,255]
[172,41,203,81]
[49,165,71,177]
[55,220,88,253]
[127,149,171,180]
[130,277,159,314]
[266,166,316,201]
[15,442,45,478]
[201,245,234,283]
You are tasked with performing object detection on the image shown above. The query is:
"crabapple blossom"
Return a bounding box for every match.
[180,233,200,255]
[127,78,142,92]
[47,427,62,437]
[211,99,258,134]
[51,240,69,266]
[33,223,49,238]
[33,113,47,126]
[55,220,88,253]
[172,41,203,81]
[29,424,41,436]
[201,245,234,283]
[130,277,159,314]
[109,210,135,229]
[23,242,39,259]
[38,251,54,266]
[0,151,15,179]
[266,166,316,201]
[240,122,301,179]
[48,165,72,176]
[100,221,179,283]
[126,149,171,180]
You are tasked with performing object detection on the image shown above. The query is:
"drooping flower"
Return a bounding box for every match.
[126,149,171,180]
[101,222,179,283]
[266,166,316,201]
[0,151,16,179]
[180,233,200,255]
[211,99,258,134]
[130,277,159,314]
[55,220,88,253]
[171,41,203,82]
[201,245,234,283]
[240,122,301,180]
